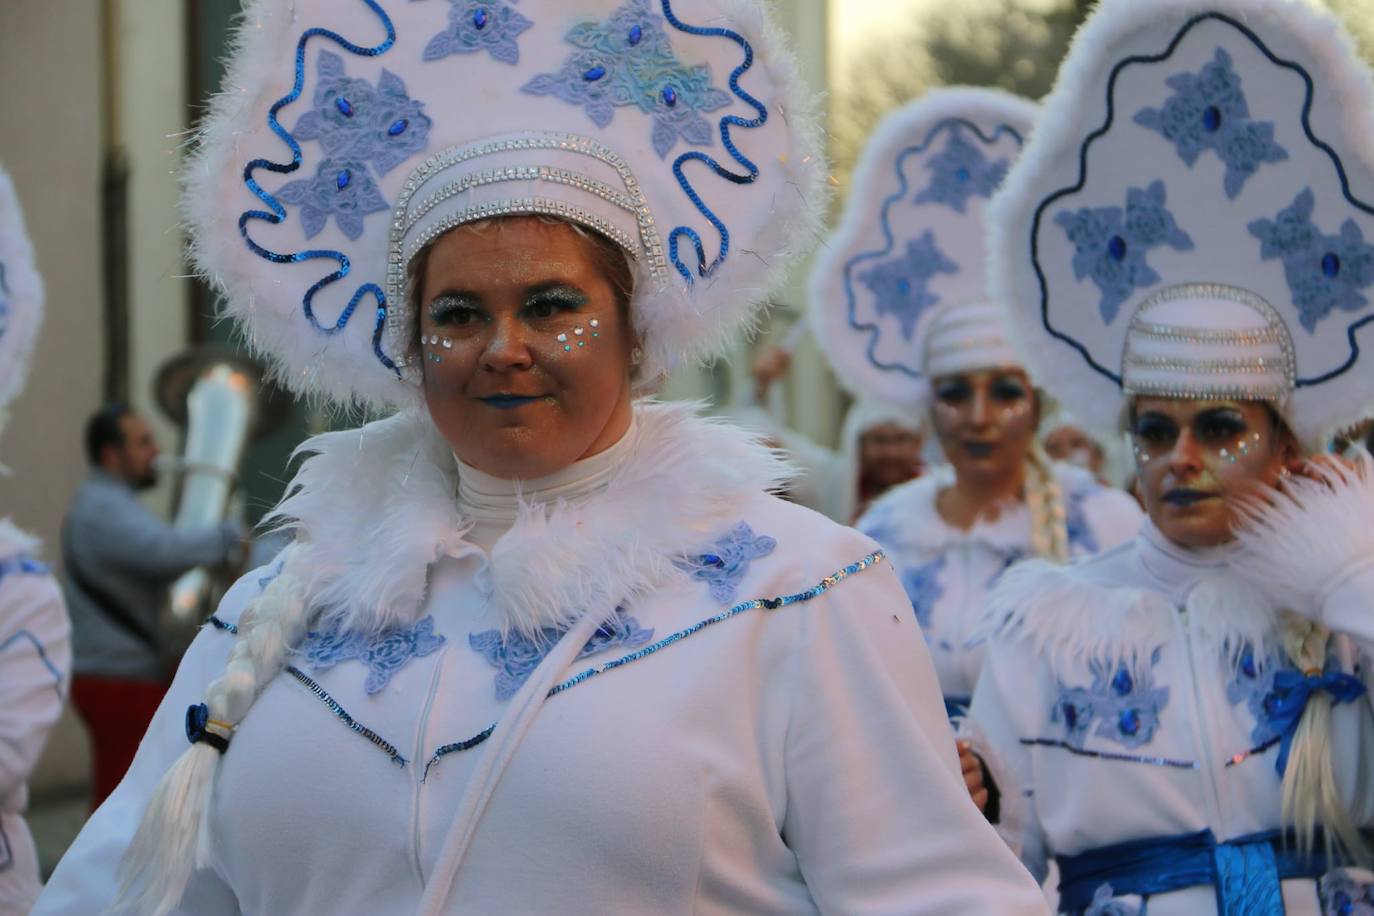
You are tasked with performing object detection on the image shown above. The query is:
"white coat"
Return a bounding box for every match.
[36,403,1047,915]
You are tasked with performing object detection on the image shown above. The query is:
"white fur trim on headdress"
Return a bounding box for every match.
[809,87,1037,408]
[990,0,1374,449]
[0,166,44,415]
[184,0,826,411]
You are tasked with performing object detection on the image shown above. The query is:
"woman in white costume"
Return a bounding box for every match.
[0,167,71,912]
[810,87,1142,718]
[968,1,1374,912]
[34,2,1047,914]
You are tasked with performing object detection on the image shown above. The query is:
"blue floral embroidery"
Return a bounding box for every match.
[913,128,1009,213]
[274,159,390,240]
[469,607,655,700]
[521,0,732,158]
[1056,180,1194,323]
[857,231,959,340]
[1248,189,1374,333]
[1320,871,1374,915]
[423,0,532,65]
[900,555,946,631]
[1053,650,1170,750]
[1065,492,1098,554]
[292,51,432,177]
[1133,48,1288,199]
[674,522,777,604]
[301,615,446,695]
[1225,644,1292,746]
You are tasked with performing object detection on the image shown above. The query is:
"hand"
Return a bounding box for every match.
[958,740,989,813]
[751,345,793,400]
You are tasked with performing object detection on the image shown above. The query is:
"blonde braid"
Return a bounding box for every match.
[114,559,314,916]
[1278,611,1373,867]
[1025,443,1069,562]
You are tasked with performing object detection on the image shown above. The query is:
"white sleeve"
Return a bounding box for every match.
[30,570,267,916]
[781,556,1049,915]
[966,639,1052,884]
[0,570,70,799]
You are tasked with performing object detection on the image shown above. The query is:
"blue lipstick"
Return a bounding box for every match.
[479,394,544,409]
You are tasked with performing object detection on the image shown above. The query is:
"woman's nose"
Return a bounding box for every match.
[479,318,534,372]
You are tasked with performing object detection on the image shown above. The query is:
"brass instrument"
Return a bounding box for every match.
[153,348,286,658]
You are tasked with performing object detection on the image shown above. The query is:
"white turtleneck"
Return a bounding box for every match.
[1136,516,1242,604]
[454,416,639,552]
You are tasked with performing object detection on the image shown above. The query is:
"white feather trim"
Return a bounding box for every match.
[1232,453,1374,614]
[977,558,1174,671]
[266,400,793,638]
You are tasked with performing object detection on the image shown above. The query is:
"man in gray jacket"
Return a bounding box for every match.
[61,402,242,807]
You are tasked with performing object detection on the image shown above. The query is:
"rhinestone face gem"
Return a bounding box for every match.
[573,327,584,335]
[556,333,568,342]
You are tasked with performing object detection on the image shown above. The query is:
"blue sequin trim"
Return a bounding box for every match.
[207,616,239,635]
[1055,179,1194,324]
[1020,737,1198,770]
[673,521,777,604]
[1052,650,1171,750]
[0,629,63,697]
[300,614,446,695]
[1026,12,1374,390]
[423,550,886,775]
[1134,47,1288,199]
[469,607,654,700]
[237,1,404,377]
[1249,188,1374,334]
[842,118,1024,380]
[285,665,407,766]
[424,0,532,65]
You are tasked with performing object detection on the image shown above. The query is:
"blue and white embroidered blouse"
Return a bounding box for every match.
[857,462,1141,707]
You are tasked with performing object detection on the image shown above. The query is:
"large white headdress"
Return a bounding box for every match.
[187,0,825,410]
[809,88,1038,409]
[0,167,43,420]
[991,0,1374,448]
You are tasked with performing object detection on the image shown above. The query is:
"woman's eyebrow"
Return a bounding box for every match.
[429,290,481,309]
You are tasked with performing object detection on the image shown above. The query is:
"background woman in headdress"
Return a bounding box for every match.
[35,2,1047,913]
[967,1,1374,911]
[0,166,71,912]
[810,87,1142,723]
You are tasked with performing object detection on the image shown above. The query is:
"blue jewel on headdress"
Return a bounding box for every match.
[1248,188,1374,333]
[1055,179,1194,323]
[274,158,389,240]
[857,231,959,340]
[900,555,946,631]
[301,615,447,695]
[423,0,532,66]
[913,128,1009,214]
[521,0,732,159]
[674,522,777,604]
[1051,650,1169,750]
[1133,48,1287,200]
[292,50,432,177]
[469,607,654,701]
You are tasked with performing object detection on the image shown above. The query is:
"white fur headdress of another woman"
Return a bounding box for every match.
[185,0,826,412]
[120,1,825,913]
[989,0,1374,451]
[808,87,1038,411]
[988,0,1374,864]
[0,166,44,438]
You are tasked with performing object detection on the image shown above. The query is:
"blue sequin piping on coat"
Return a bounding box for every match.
[300,614,446,695]
[469,607,655,700]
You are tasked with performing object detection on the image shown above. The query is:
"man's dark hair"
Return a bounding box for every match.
[84,402,134,466]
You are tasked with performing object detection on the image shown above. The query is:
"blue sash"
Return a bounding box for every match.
[944,696,971,720]
[1056,828,1334,915]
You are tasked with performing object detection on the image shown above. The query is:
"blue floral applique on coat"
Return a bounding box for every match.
[901,555,946,632]
[1065,490,1098,555]
[1133,48,1287,200]
[1320,871,1374,915]
[301,615,446,695]
[1053,649,1170,750]
[470,607,655,700]
[423,0,533,65]
[674,522,777,604]
[1225,644,1293,746]
[857,231,960,340]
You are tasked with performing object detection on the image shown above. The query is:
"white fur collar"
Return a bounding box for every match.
[267,401,793,638]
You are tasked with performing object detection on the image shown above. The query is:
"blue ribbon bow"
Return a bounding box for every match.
[1268,668,1367,776]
